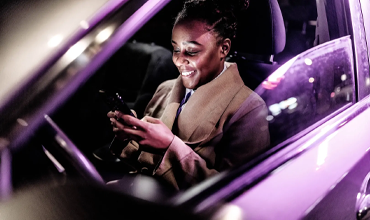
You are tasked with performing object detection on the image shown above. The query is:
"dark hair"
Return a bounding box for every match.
[174,0,249,41]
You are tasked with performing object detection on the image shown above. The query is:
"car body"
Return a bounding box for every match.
[1,0,370,219]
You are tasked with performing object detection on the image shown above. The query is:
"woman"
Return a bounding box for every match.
[108,0,270,190]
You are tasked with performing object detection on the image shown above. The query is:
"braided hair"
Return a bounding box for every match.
[174,0,249,42]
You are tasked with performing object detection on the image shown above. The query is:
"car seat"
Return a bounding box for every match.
[227,0,286,90]
[101,42,178,118]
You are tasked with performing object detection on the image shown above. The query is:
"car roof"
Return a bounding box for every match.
[0,0,109,107]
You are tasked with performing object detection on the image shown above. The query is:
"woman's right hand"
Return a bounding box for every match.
[107,111,136,141]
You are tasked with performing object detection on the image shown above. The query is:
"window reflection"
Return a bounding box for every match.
[256,36,354,147]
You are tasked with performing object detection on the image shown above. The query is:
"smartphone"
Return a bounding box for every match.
[99,90,135,117]
[99,89,135,156]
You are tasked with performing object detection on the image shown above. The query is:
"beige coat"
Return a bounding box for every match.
[120,62,270,190]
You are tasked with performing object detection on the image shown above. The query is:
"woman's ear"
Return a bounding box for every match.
[220,38,231,58]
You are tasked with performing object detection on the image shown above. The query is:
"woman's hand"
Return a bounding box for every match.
[107,110,137,141]
[108,111,174,151]
[107,111,131,141]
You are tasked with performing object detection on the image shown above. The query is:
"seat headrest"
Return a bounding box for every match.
[234,0,286,56]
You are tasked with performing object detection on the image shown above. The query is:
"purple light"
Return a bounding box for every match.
[0,148,12,201]
[261,58,294,90]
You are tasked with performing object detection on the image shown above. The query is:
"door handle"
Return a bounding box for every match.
[356,172,370,219]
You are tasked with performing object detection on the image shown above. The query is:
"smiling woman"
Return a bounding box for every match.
[107,0,270,190]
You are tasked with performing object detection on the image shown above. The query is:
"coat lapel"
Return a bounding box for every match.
[176,63,244,144]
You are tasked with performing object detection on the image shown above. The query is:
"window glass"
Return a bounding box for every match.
[276,0,350,63]
[276,0,317,64]
[263,0,358,147]
[256,36,354,147]
[361,0,370,64]
[351,0,370,98]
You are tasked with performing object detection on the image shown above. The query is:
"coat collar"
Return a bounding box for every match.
[160,62,245,144]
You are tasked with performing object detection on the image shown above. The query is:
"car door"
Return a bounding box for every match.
[302,0,370,219]
[230,0,370,219]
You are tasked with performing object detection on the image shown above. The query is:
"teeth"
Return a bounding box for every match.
[182,71,194,76]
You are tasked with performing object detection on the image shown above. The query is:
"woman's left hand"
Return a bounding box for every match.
[114,111,174,151]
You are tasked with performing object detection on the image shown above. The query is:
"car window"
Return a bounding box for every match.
[276,0,349,63]
[52,1,182,150]
[275,0,317,64]
[6,0,161,190]
[256,36,354,147]
[254,0,360,148]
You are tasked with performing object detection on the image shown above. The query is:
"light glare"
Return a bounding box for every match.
[304,58,313,66]
[279,100,288,110]
[309,77,315,83]
[316,137,329,167]
[266,115,274,121]
[214,205,243,220]
[288,102,298,110]
[269,104,281,116]
[95,26,114,44]
[357,193,361,200]
[339,121,347,127]
[80,20,89,29]
[66,42,87,60]
[16,118,28,127]
[286,97,297,105]
[48,35,63,48]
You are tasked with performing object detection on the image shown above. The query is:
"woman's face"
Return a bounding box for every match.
[171,20,230,89]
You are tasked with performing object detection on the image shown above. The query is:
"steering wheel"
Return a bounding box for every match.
[40,114,177,202]
[41,114,105,185]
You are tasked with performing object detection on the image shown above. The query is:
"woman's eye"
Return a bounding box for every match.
[186,51,198,56]
[172,49,198,56]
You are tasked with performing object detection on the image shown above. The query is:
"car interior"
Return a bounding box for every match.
[10,0,353,206]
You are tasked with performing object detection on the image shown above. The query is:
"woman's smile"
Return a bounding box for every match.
[181,70,195,77]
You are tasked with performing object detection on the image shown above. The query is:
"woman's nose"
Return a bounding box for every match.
[173,53,189,66]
